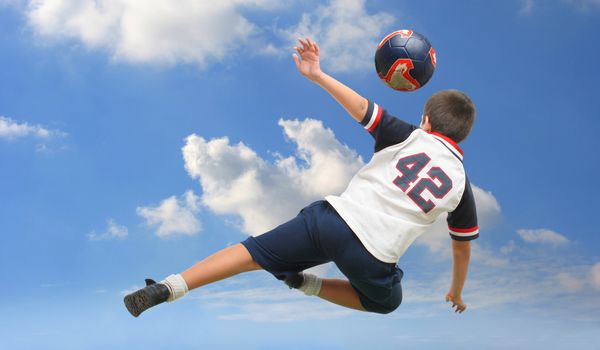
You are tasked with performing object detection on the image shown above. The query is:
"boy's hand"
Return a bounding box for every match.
[445,293,467,313]
[293,38,323,82]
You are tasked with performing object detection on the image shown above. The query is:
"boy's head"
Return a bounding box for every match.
[421,90,476,143]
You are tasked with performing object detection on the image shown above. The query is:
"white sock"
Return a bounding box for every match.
[299,273,322,296]
[161,274,189,302]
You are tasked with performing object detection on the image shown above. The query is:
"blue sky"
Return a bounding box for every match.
[1,0,599,349]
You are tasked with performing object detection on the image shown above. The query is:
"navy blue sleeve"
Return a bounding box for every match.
[447,178,479,241]
[360,100,417,153]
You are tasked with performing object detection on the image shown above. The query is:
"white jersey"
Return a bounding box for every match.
[326,101,478,263]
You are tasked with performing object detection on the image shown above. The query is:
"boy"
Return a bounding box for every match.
[124,38,478,317]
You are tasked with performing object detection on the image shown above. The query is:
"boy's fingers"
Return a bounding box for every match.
[299,38,308,51]
[303,38,316,53]
[307,38,315,51]
[292,53,300,68]
[446,295,467,314]
[314,42,320,55]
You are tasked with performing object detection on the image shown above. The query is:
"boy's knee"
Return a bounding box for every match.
[364,292,402,314]
[237,242,263,271]
[246,257,262,271]
[375,299,402,314]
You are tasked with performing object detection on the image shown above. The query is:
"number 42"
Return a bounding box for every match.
[393,153,453,214]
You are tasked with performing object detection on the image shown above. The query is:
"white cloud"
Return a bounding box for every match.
[0,116,66,140]
[87,218,128,241]
[516,228,569,246]
[279,0,395,73]
[137,190,202,237]
[26,0,281,67]
[182,118,364,235]
[472,186,501,225]
[591,263,600,290]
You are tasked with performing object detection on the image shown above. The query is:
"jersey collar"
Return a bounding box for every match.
[428,131,464,159]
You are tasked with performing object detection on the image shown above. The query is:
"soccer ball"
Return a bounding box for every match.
[374,30,436,91]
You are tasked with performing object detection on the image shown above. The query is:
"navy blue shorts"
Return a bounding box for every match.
[241,200,403,314]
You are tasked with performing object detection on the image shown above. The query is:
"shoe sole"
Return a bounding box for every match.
[124,289,151,318]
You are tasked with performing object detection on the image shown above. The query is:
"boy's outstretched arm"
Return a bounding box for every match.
[446,239,471,313]
[293,38,368,123]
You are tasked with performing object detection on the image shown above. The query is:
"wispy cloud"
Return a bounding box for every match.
[519,0,535,14]
[189,249,600,322]
[519,0,600,15]
[191,275,353,322]
[121,285,142,296]
[278,0,395,73]
[218,301,352,322]
[137,190,202,237]
[87,218,128,241]
[563,0,600,11]
[0,116,66,140]
[558,271,586,292]
[398,239,600,322]
[40,281,73,288]
[592,263,600,290]
[516,228,570,246]
[0,0,24,8]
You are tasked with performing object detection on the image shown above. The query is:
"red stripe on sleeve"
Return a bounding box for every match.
[367,106,383,132]
[449,225,479,233]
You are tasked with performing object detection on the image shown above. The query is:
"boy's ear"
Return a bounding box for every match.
[420,115,432,132]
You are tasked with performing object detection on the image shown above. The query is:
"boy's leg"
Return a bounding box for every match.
[124,243,260,317]
[181,243,261,290]
[318,278,365,311]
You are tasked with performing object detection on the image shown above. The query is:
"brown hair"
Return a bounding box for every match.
[424,90,476,143]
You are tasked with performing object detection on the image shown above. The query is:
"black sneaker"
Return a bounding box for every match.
[284,272,305,289]
[123,278,171,317]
